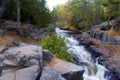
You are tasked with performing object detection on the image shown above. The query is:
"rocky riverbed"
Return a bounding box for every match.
[74,31,120,80]
[0,19,120,80]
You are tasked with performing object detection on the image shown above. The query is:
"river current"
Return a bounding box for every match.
[55,27,111,80]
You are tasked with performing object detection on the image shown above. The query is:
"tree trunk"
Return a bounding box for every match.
[0,0,7,19]
[87,0,93,30]
[17,0,20,27]
[97,0,100,24]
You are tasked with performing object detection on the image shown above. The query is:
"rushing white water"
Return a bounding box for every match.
[55,27,109,80]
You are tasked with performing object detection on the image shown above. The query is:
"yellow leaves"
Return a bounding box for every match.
[103,7,109,13]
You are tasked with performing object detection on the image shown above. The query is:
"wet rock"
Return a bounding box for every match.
[15,65,40,80]
[40,67,66,80]
[62,70,84,80]
[43,50,53,63]
[0,29,3,37]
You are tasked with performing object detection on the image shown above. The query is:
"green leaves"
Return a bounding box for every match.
[41,33,72,62]
[2,0,52,28]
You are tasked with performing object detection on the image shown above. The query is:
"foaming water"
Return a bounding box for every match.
[55,27,109,80]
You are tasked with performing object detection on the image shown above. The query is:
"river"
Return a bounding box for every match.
[55,27,112,80]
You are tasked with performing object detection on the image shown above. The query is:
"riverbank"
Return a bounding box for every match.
[74,32,120,80]
[0,20,85,80]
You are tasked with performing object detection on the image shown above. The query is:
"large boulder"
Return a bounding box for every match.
[0,65,41,80]
[40,67,66,80]
[15,65,40,80]
[0,72,14,80]
[43,50,53,63]
[0,45,44,80]
[48,59,84,80]
[4,45,43,68]
[4,45,42,60]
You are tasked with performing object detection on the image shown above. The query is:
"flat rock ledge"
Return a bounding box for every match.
[0,45,84,80]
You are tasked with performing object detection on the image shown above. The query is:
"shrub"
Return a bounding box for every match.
[41,33,72,62]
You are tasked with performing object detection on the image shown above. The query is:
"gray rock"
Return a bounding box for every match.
[40,67,66,80]
[0,46,8,54]
[62,70,84,80]
[0,65,41,80]
[4,47,19,61]
[26,24,35,31]
[11,40,25,47]
[15,65,40,80]
[0,29,3,37]
[48,59,84,80]
[102,34,108,43]
[24,59,39,67]
[16,28,25,36]
[30,28,39,40]
[30,33,38,40]
[11,39,21,46]
[19,43,27,47]
[0,55,5,62]
[43,50,53,63]
[5,24,16,30]
[0,72,14,80]
[5,45,43,60]
[39,27,48,35]
[3,59,17,68]
[4,45,43,68]
[2,70,13,75]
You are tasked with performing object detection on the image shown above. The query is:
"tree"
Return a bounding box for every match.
[0,0,7,19]
[2,0,52,28]
[97,0,100,24]
[17,0,20,27]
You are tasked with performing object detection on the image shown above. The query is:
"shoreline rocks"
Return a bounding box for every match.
[75,32,120,80]
[0,45,84,80]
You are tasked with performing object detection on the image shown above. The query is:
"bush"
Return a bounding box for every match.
[41,33,72,62]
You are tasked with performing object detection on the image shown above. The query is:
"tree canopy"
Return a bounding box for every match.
[52,0,120,31]
[1,0,52,28]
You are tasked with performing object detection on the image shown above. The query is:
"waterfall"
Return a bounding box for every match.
[55,27,110,80]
